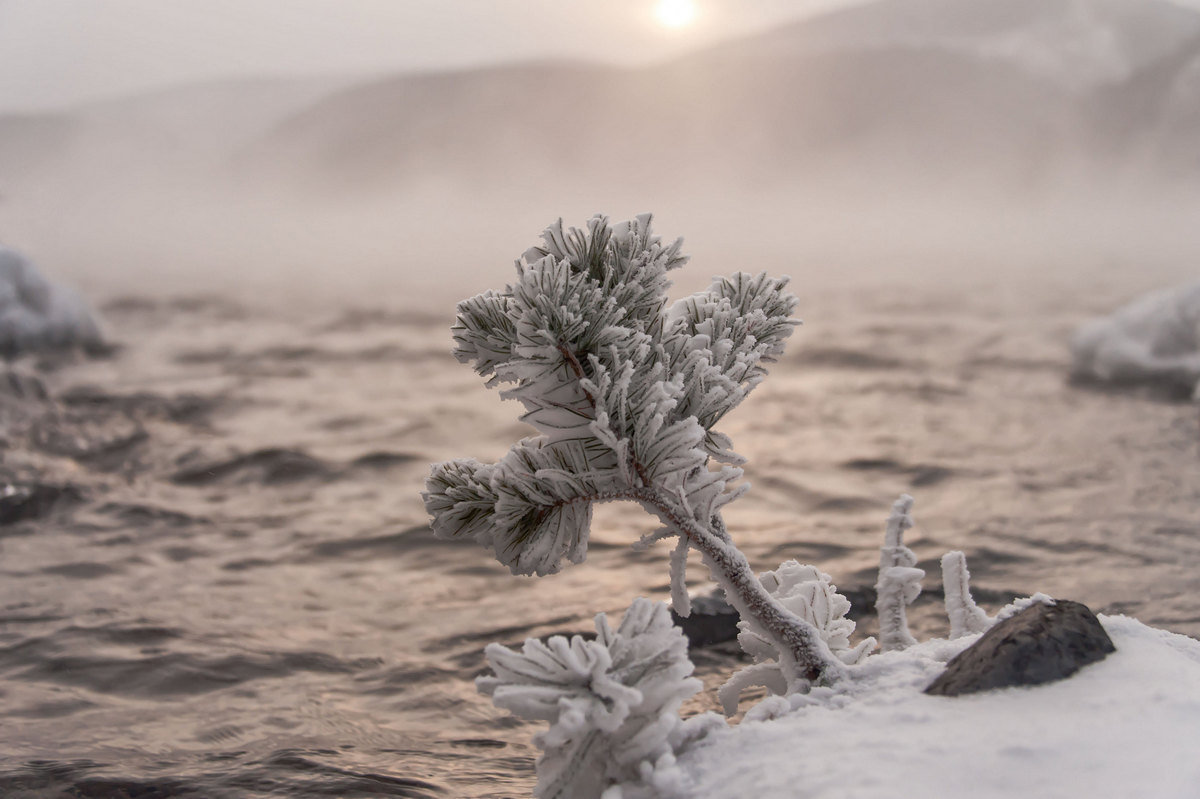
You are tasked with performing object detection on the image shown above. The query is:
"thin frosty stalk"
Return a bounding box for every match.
[875,494,923,652]
[631,487,845,685]
[941,550,991,638]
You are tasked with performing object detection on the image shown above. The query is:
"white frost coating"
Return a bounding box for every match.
[940,551,992,638]
[0,245,103,356]
[668,536,691,618]
[426,214,845,682]
[719,561,874,715]
[477,599,702,799]
[995,592,1057,622]
[1070,281,1200,398]
[875,494,923,652]
[653,616,1200,799]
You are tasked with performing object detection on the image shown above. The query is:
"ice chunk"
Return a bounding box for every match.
[0,245,103,357]
[1070,281,1200,399]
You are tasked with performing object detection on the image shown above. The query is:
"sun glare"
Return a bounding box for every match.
[654,0,698,29]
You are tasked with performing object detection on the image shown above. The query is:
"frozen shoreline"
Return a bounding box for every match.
[657,614,1200,798]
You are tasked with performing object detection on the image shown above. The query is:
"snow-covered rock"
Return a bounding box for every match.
[0,245,103,358]
[925,599,1115,696]
[1070,281,1200,399]
[652,615,1200,799]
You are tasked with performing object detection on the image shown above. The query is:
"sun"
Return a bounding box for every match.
[654,0,698,29]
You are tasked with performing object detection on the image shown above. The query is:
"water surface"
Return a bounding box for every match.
[2,272,1197,797]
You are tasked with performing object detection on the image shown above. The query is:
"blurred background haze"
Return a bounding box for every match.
[3,0,1200,304]
[3,7,1200,795]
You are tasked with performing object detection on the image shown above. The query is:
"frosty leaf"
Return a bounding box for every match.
[524,214,685,333]
[422,459,498,543]
[424,439,622,577]
[489,437,621,576]
[707,271,799,367]
[665,272,799,429]
[477,599,701,799]
[452,290,516,383]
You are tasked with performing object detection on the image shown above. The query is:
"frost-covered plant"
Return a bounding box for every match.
[940,550,991,638]
[423,214,845,687]
[875,494,923,652]
[478,599,701,799]
[876,497,998,646]
[423,219,1047,796]
[719,562,875,715]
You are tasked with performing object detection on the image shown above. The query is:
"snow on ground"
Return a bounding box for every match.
[667,615,1200,799]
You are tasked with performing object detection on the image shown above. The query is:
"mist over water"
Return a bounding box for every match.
[2,0,1200,796]
[5,0,1200,303]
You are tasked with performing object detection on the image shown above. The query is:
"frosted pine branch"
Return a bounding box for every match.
[423,213,845,686]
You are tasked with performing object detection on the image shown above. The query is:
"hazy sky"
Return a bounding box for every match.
[0,0,861,112]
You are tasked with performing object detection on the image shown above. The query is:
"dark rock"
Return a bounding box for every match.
[838,585,878,621]
[0,483,83,526]
[671,593,741,648]
[925,599,1115,697]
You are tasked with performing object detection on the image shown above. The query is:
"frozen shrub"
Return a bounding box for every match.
[424,214,845,688]
[424,215,1027,798]
[477,599,701,799]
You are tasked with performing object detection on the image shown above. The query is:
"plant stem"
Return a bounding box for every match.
[631,486,847,686]
[554,339,843,684]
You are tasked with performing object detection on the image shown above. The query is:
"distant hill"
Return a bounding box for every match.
[0,74,357,194]
[234,0,1200,198]
[713,0,1200,90]
[4,0,1200,295]
[0,113,75,184]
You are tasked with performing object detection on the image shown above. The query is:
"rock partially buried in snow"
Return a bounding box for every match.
[671,592,741,648]
[925,599,1115,696]
[1070,281,1200,399]
[668,615,1200,799]
[0,245,104,358]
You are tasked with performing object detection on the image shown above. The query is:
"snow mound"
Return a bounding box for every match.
[0,245,103,357]
[1070,281,1200,399]
[665,615,1200,798]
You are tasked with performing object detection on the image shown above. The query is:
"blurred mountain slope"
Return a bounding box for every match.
[234,0,1200,198]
